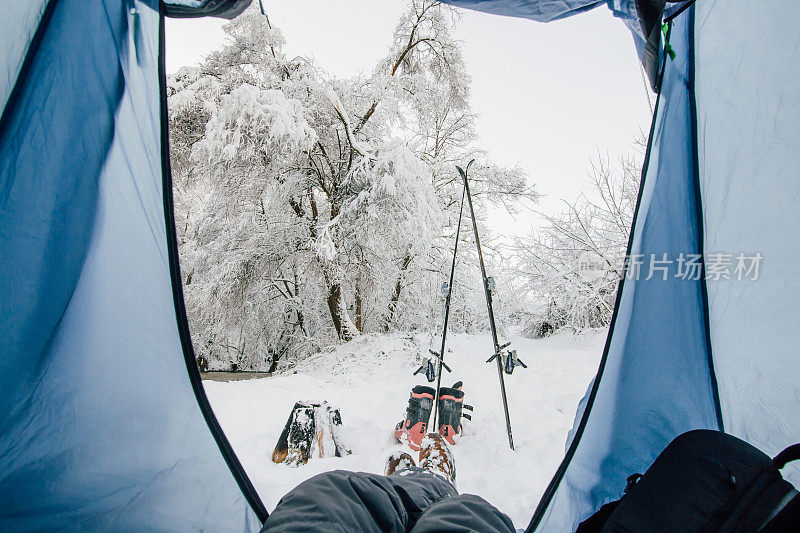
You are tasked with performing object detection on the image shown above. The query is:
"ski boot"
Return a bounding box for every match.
[437,381,472,445]
[394,385,435,450]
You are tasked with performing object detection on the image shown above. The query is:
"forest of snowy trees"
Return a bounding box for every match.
[511,142,642,335]
[168,1,641,371]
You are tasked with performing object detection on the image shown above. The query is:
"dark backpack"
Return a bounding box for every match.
[577,430,799,532]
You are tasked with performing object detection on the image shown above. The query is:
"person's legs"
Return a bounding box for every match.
[261,433,513,533]
[261,468,457,532]
[410,494,516,532]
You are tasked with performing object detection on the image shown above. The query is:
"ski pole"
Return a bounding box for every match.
[457,160,515,451]
[432,181,467,430]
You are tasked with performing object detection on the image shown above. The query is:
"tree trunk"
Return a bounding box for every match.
[326,282,357,341]
[384,253,413,332]
[355,283,363,333]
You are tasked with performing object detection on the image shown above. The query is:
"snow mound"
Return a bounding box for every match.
[203,331,604,528]
[286,332,430,385]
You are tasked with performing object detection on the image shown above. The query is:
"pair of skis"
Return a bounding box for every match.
[428,160,518,451]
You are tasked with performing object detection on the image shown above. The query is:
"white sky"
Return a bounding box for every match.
[166,1,652,236]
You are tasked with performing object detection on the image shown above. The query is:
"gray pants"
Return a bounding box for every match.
[262,467,516,532]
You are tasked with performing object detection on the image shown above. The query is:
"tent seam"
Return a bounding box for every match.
[687,4,725,432]
[157,2,269,524]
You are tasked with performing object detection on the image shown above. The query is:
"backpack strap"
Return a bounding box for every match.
[760,492,800,533]
[773,443,800,470]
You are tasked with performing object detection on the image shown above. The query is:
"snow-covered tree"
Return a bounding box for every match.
[168,1,536,371]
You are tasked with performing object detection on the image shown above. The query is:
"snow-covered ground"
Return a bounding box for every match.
[203,331,604,529]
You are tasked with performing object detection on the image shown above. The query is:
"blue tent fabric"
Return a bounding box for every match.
[695,0,800,481]
[164,0,253,18]
[0,1,262,530]
[434,0,607,22]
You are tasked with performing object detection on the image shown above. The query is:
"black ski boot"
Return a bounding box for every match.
[437,381,472,445]
[394,385,435,450]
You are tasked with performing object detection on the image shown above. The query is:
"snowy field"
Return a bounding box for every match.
[203,331,604,528]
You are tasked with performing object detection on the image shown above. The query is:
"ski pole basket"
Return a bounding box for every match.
[487,346,527,375]
[414,351,451,383]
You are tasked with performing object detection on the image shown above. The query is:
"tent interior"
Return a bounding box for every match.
[1,0,798,531]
